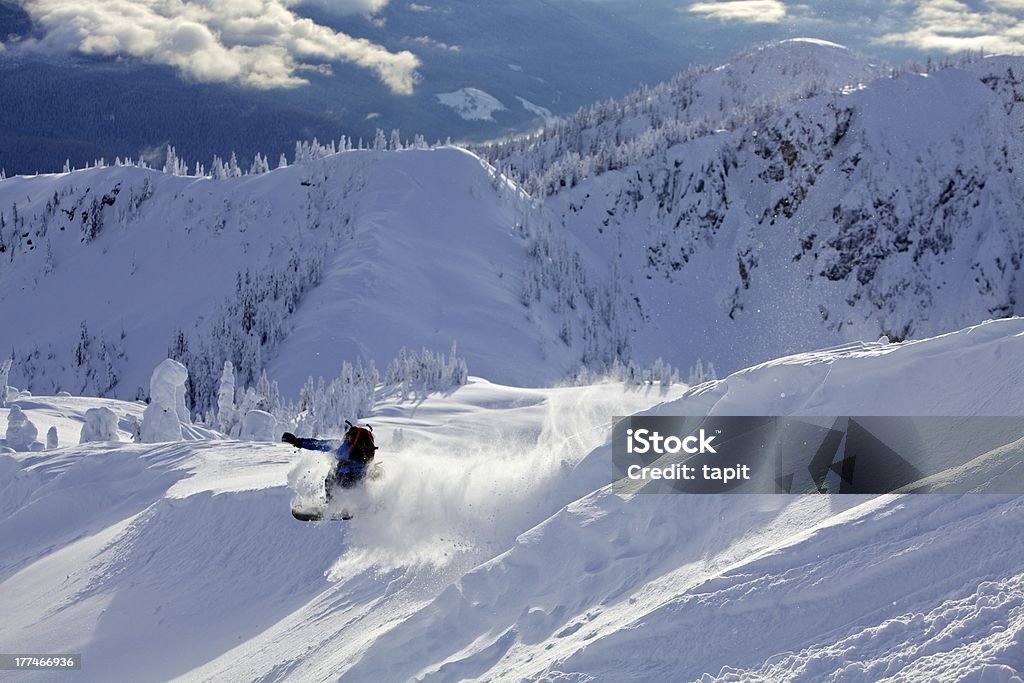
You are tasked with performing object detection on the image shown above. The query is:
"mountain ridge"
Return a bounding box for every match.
[2,39,1021,404]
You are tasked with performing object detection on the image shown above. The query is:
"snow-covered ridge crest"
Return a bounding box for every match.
[0,144,625,408]
[480,44,1024,375]
[478,37,884,195]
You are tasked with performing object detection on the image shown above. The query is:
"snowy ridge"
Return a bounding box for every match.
[3,41,1022,408]
[0,147,613,404]
[1,318,1023,681]
[488,45,1024,375]
[481,38,883,196]
[516,97,558,125]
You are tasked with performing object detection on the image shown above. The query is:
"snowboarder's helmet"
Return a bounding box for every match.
[344,421,377,464]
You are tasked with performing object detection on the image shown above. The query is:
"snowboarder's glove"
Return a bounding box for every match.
[282,432,297,445]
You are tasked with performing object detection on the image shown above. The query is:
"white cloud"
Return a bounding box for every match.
[19,0,421,93]
[686,0,787,24]
[876,0,1024,54]
[403,35,460,52]
[327,0,390,12]
[989,0,1024,10]
[294,0,391,17]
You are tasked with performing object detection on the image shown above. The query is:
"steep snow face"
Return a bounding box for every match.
[2,320,1022,682]
[333,318,1024,683]
[264,147,580,393]
[0,147,591,400]
[505,54,1024,374]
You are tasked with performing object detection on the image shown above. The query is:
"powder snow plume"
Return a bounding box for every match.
[327,383,654,576]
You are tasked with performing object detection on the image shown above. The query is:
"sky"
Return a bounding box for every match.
[4,0,1024,94]
[682,0,1024,54]
[9,0,420,92]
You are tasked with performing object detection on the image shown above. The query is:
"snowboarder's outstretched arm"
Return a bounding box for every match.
[282,432,343,453]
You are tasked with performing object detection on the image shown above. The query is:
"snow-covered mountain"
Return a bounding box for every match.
[4,39,1022,408]
[2,317,1022,681]
[436,88,507,121]
[485,39,1024,371]
[0,146,605,408]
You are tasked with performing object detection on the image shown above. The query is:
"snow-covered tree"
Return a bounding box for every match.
[240,409,277,441]
[124,414,142,442]
[170,252,324,416]
[5,404,38,451]
[217,360,239,436]
[384,343,468,399]
[80,407,119,443]
[70,323,122,397]
[688,359,718,386]
[0,359,10,408]
[210,156,226,179]
[296,359,379,436]
[141,359,190,443]
[649,357,679,386]
[250,153,270,175]
[163,145,179,176]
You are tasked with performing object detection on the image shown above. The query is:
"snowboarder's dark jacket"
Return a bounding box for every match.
[283,425,376,488]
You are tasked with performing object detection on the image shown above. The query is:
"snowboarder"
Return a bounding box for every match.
[282,421,378,504]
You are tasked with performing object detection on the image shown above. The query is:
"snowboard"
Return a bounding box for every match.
[290,462,382,522]
[291,507,353,522]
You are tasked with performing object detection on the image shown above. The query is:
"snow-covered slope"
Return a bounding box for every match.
[0,379,663,681]
[1,318,1022,681]
[485,41,1024,374]
[437,88,507,122]
[485,38,883,189]
[0,147,594,403]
